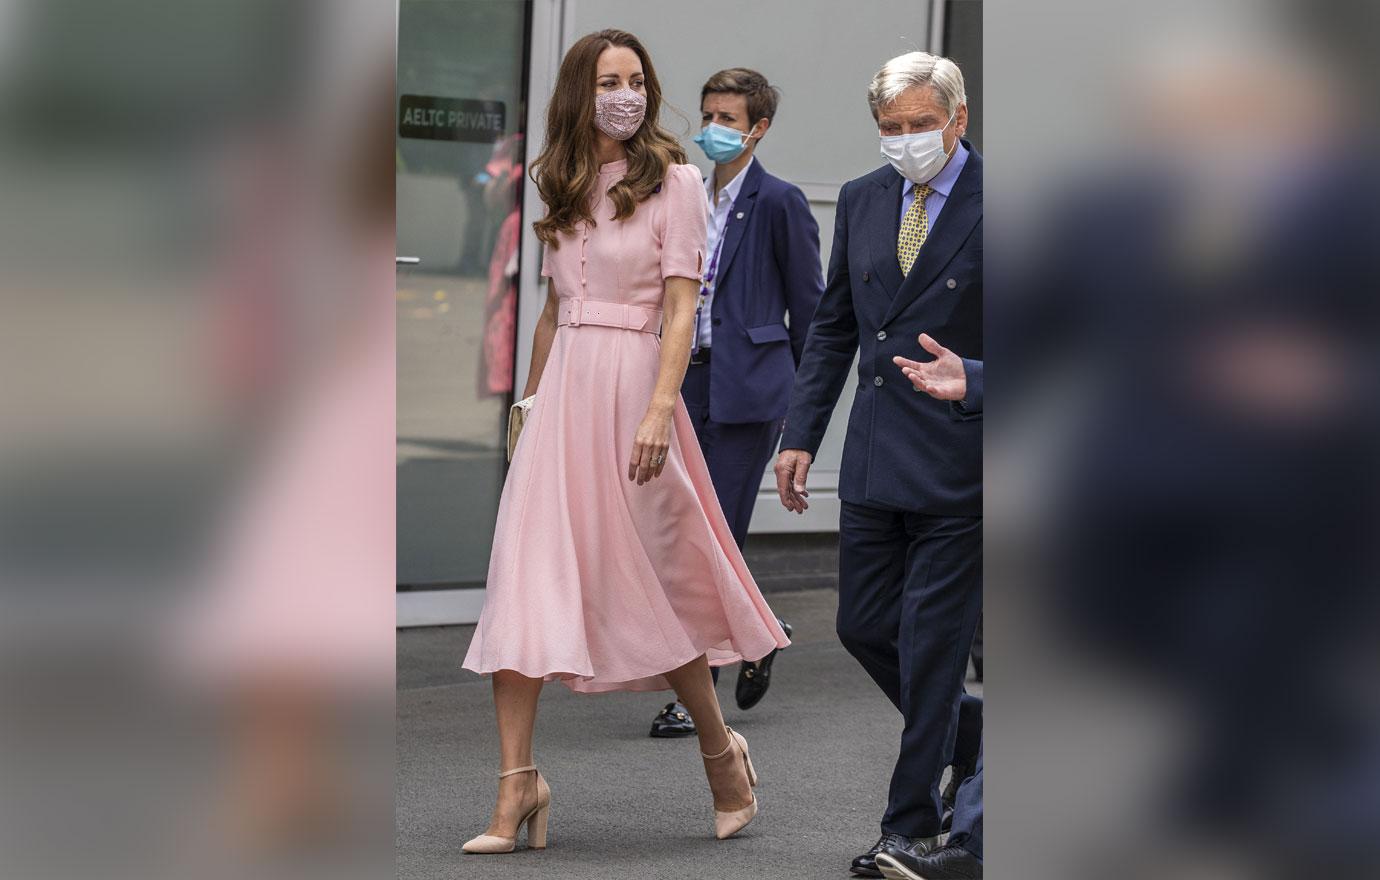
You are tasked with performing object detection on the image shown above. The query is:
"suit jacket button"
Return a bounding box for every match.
[876,330,887,341]
[946,278,958,289]
[862,271,870,282]
[873,376,883,387]
[712,317,722,325]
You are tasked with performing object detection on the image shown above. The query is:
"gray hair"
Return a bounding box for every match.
[867,51,966,119]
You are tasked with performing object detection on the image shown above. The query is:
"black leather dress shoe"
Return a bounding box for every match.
[648,701,696,738]
[876,843,981,879]
[849,832,914,877]
[735,620,792,710]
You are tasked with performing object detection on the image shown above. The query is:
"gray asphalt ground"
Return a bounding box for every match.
[397,587,981,880]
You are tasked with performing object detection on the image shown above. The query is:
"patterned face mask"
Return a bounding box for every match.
[594,88,647,141]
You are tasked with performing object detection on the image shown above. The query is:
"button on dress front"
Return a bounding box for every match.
[462,159,791,693]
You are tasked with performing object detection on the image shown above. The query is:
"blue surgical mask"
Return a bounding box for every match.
[694,121,757,164]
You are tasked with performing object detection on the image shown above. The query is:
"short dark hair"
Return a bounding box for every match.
[700,68,781,125]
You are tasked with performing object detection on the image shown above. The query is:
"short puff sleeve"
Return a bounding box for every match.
[659,163,709,281]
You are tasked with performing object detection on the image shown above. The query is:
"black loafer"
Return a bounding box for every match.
[649,701,696,738]
[876,843,981,879]
[850,832,914,878]
[735,620,792,710]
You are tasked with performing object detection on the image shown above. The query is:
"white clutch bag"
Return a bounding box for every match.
[507,394,535,462]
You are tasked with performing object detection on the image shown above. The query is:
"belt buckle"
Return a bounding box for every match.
[567,299,582,327]
[690,347,708,365]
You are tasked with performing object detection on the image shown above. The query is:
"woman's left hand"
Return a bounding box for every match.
[629,405,672,485]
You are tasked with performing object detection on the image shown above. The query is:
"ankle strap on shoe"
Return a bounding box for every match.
[498,765,537,778]
[700,729,735,760]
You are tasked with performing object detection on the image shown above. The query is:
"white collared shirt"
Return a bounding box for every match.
[697,155,755,349]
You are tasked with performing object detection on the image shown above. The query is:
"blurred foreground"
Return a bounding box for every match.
[0,3,394,878]
[988,1,1380,877]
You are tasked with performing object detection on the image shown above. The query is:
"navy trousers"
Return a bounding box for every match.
[681,361,783,548]
[836,501,983,837]
[682,360,783,683]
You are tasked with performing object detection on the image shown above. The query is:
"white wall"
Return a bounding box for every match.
[570,0,933,194]
[518,0,939,533]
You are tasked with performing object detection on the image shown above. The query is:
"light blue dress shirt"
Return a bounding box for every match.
[899,139,969,232]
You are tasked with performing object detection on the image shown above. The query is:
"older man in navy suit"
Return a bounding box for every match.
[648,68,824,738]
[775,52,982,877]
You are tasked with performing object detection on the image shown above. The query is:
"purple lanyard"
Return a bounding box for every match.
[702,219,731,288]
[692,199,733,354]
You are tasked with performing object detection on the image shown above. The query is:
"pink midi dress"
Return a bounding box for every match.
[462,159,791,693]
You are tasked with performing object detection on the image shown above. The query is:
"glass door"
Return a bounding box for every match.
[396,0,531,598]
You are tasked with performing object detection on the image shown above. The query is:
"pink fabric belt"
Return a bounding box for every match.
[556,298,662,334]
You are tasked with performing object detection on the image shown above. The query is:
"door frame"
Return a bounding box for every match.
[396,0,558,628]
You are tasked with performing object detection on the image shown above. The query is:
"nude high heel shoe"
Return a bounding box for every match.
[462,766,551,854]
[701,726,758,839]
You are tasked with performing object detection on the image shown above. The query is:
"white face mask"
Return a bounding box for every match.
[879,109,957,184]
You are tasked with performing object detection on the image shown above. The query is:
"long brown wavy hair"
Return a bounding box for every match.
[530,29,687,247]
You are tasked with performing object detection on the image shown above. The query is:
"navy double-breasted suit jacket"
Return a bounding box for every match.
[781,143,982,515]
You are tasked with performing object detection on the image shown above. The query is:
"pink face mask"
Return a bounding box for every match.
[594,88,647,140]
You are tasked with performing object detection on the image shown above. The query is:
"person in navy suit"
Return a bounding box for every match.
[877,360,984,880]
[649,68,824,738]
[880,742,983,879]
[774,52,982,877]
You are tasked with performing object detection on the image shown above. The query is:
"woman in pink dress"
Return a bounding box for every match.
[461,28,791,853]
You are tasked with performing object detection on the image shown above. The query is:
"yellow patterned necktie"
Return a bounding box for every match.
[897,183,934,276]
